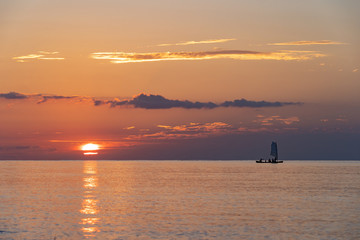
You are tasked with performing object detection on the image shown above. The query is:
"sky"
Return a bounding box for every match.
[1,0,359,160]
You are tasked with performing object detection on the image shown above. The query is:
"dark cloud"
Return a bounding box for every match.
[93,100,105,106]
[221,99,301,108]
[0,92,28,99]
[0,91,301,109]
[95,94,217,109]
[0,92,82,104]
[37,95,78,104]
[128,94,217,109]
[95,93,300,109]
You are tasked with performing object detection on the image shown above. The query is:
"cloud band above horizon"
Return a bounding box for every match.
[93,93,302,109]
[0,92,302,110]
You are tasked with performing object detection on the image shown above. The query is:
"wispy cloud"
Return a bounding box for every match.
[90,50,325,64]
[126,122,235,141]
[13,51,65,62]
[335,115,348,122]
[49,117,303,148]
[253,115,300,126]
[124,117,302,142]
[157,38,236,47]
[157,122,232,133]
[268,40,346,46]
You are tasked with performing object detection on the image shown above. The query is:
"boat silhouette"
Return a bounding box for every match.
[256,141,283,163]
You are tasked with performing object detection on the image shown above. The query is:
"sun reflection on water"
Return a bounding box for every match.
[81,217,100,225]
[84,176,97,189]
[80,161,100,237]
[82,227,98,234]
[80,199,98,215]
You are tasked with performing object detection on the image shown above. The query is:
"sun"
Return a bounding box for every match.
[81,143,100,151]
[81,143,100,156]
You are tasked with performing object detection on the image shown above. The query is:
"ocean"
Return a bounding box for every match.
[1,160,359,240]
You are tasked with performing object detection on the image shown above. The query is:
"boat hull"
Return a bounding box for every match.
[256,160,283,163]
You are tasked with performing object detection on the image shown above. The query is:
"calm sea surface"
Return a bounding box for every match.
[1,161,359,240]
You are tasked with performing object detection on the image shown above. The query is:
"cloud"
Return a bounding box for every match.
[126,122,235,141]
[237,127,273,133]
[268,40,346,46]
[157,122,232,133]
[37,95,79,104]
[0,91,86,104]
[0,91,301,110]
[0,92,28,99]
[254,115,300,126]
[13,51,65,62]
[124,117,302,143]
[38,51,59,54]
[221,99,300,108]
[90,50,325,64]
[107,93,217,109]
[94,93,300,110]
[336,118,348,122]
[157,38,236,47]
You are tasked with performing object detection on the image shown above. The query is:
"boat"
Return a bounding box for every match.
[256,141,283,163]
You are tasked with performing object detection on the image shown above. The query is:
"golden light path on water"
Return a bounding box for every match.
[80,161,100,237]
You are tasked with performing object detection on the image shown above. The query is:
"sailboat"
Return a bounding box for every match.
[256,141,283,163]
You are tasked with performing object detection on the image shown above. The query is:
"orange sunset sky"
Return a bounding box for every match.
[1,0,359,159]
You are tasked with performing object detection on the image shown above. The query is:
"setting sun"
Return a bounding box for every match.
[81,143,100,155]
[81,143,100,151]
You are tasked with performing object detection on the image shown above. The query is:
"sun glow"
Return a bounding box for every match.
[82,143,100,151]
[81,143,100,156]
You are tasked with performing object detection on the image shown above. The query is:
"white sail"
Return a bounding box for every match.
[270,141,278,160]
